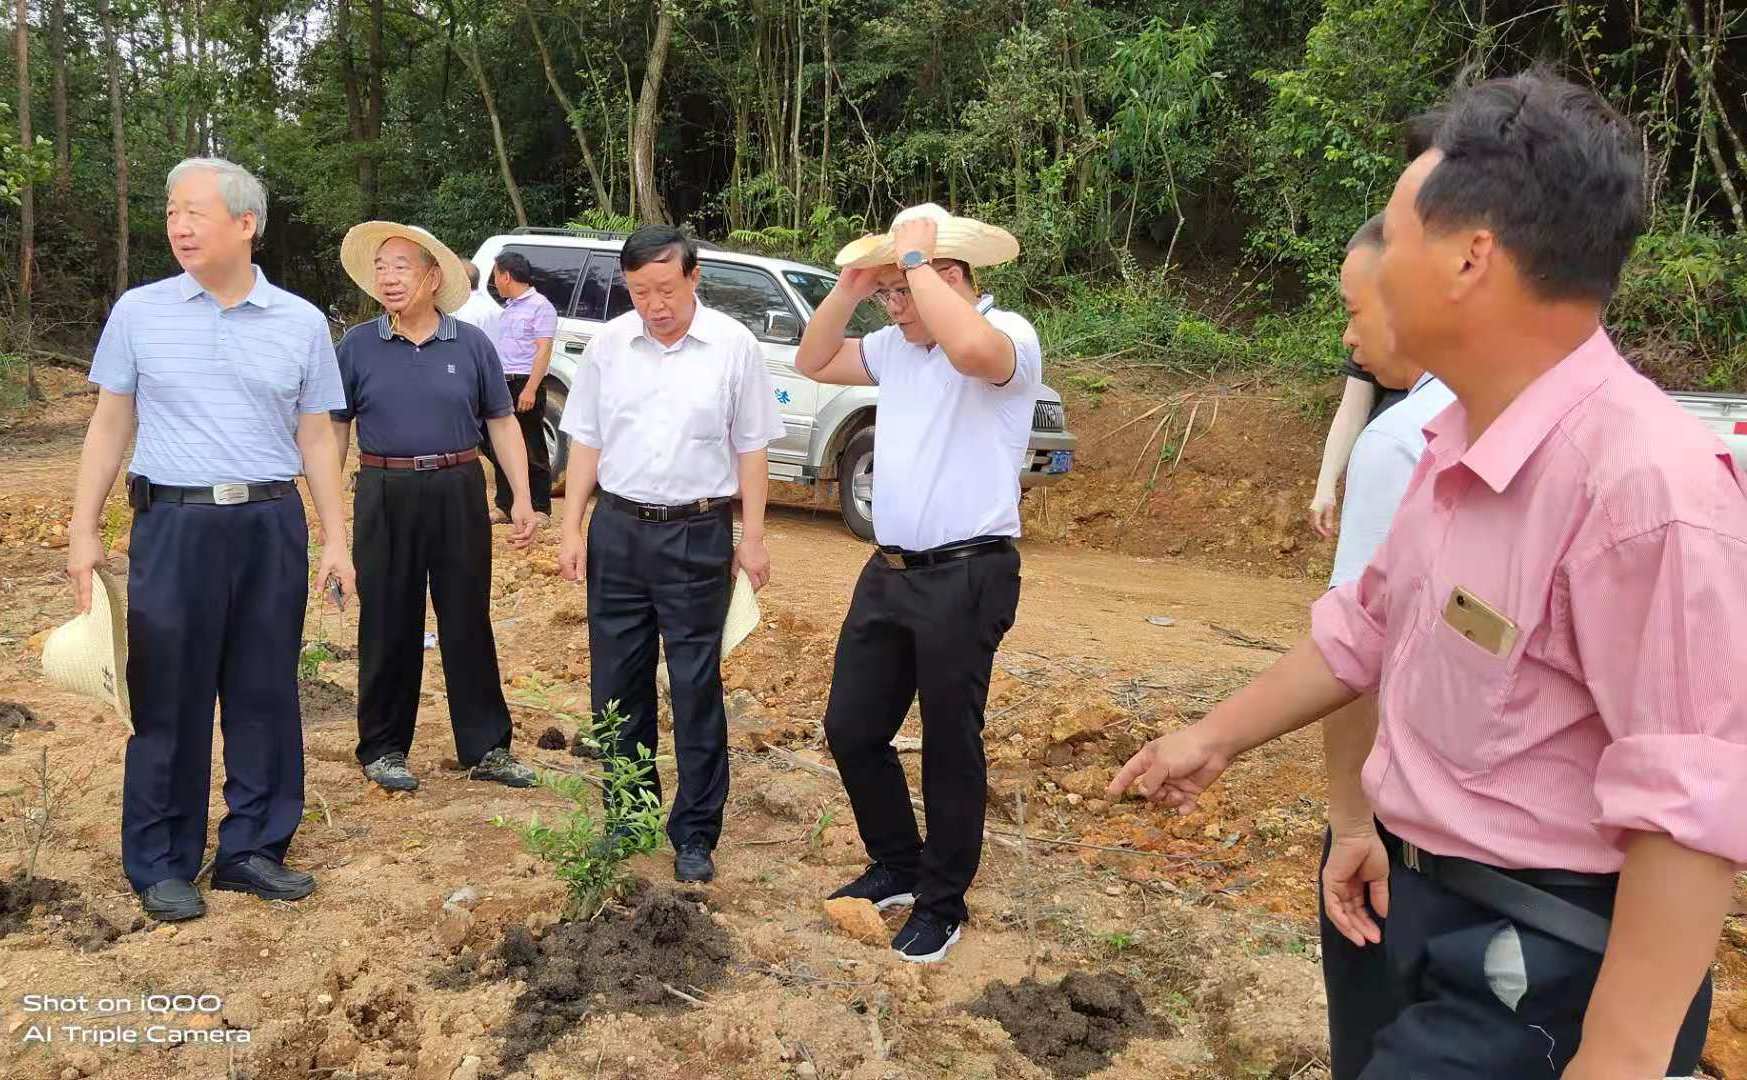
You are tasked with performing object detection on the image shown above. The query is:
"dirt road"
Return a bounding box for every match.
[0,374,1741,1080]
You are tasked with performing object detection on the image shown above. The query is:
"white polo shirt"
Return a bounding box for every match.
[861,295,1043,550]
[559,303,784,505]
[452,290,503,341]
[1328,372,1456,588]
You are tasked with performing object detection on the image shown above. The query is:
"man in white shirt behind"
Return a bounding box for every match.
[451,262,502,339]
[796,204,1039,965]
[555,225,784,887]
[1317,212,1455,1080]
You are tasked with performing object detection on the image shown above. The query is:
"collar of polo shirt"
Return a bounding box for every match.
[376,312,459,343]
[177,266,274,309]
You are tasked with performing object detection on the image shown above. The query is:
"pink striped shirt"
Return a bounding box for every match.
[1312,329,1747,872]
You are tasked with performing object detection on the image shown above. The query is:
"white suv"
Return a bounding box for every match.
[469,228,1077,540]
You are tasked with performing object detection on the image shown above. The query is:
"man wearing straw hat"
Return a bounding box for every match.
[332,222,539,793]
[66,157,353,923]
[796,204,1039,964]
[554,224,784,885]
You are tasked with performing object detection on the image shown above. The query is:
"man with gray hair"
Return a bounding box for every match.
[67,157,352,923]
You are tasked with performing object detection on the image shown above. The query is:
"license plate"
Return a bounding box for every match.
[1045,450,1073,475]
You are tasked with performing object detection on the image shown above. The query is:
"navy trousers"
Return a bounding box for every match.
[1326,830,1711,1076]
[585,497,733,852]
[121,495,308,893]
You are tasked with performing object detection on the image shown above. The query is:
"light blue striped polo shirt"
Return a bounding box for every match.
[89,267,346,486]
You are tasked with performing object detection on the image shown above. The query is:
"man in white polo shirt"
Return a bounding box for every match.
[796,204,1038,964]
[1317,212,1454,1078]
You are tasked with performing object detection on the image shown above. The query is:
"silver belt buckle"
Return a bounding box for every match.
[1401,841,1422,872]
[412,454,443,471]
[211,483,249,506]
[881,550,908,570]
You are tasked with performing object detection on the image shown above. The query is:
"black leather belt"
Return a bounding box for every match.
[146,480,297,506]
[1387,831,1616,954]
[878,536,1014,570]
[600,491,733,523]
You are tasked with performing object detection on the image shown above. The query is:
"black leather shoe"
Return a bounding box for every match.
[211,855,316,901]
[674,844,715,884]
[139,879,205,922]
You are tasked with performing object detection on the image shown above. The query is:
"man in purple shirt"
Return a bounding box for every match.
[485,251,556,523]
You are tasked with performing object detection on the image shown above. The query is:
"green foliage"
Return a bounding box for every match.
[1614,227,1747,391]
[297,641,336,682]
[494,702,664,920]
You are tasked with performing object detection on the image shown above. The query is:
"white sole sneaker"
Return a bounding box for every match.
[873,892,915,911]
[896,925,960,964]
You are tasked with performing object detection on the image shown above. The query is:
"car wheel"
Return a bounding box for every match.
[837,426,876,542]
[543,384,569,495]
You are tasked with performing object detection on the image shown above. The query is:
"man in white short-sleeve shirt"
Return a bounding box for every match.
[555,225,784,887]
[795,203,1040,964]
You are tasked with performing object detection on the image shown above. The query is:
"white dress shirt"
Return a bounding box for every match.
[452,289,503,342]
[1329,371,1456,588]
[559,303,785,505]
[860,295,1043,550]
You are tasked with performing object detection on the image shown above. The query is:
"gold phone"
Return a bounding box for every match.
[1442,586,1518,657]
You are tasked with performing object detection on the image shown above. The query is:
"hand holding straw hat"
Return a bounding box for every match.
[834,203,1019,270]
[41,567,131,729]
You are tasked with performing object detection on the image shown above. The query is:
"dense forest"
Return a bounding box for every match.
[1,0,1744,398]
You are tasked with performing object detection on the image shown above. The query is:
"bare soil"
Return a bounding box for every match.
[968,971,1168,1078]
[0,368,1741,1079]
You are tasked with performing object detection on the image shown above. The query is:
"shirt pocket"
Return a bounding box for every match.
[679,368,729,444]
[1405,602,1520,777]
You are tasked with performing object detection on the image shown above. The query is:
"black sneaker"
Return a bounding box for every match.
[469,748,537,788]
[892,912,960,965]
[363,752,418,792]
[675,844,715,883]
[828,864,917,911]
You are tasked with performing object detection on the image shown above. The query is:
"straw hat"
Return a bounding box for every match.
[339,221,472,314]
[41,568,131,728]
[834,203,1020,270]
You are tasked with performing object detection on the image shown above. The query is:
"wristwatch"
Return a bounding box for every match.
[898,249,928,273]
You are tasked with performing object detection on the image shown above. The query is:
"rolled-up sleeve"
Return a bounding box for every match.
[1569,522,1747,863]
[89,298,138,394]
[558,339,604,450]
[729,336,785,454]
[1310,564,1392,695]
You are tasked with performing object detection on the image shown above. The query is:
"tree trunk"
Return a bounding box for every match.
[524,4,611,213]
[818,0,831,213]
[631,2,675,225]
[14,0,40,401]
[183,0,200,154]
[790,4,805,231]
[100,0,130,296]
[463,32,529,227]
[363,0,385,217]
[49,0,70,192]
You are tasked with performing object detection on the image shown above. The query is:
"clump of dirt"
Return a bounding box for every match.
[0,701,49,753]
[536,726,567,750]
[968,970,1170,1078]
[569,728,599,758]
[299,679,356,726]
[0,874,131,950]
[490,884,734,1070]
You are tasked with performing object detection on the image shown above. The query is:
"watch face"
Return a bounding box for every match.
[900,250,926,269]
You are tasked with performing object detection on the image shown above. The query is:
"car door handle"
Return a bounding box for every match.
[563,340,587,354]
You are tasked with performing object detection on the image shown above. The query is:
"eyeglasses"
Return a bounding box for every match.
[871,286,912,307]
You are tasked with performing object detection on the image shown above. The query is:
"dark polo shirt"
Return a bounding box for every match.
[332,313,514,457]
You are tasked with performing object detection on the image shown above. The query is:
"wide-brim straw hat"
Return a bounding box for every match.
[340,221,472,314]
[42,568,131,728]
[834,202,1020,270]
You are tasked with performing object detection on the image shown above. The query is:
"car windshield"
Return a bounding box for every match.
[783,270,888,338]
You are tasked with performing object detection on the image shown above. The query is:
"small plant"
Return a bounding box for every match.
[298,641,336,682]
[7,750,77,883]
[1100,930,1138,955]
[806,805,837,855]
[494,701,663,919]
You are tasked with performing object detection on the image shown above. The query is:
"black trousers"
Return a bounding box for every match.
[586,497,734,850]
[121,494,308,893]
[1319,828,1396,1080]
[482,375,551,514]
[823,546,1021,924]
[354,460,512,768]
[1328,829,1711,1077]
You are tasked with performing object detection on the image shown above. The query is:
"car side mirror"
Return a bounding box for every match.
[764,309,802,343]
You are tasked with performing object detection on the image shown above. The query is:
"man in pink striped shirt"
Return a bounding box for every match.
[1112,69,1747,1078]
